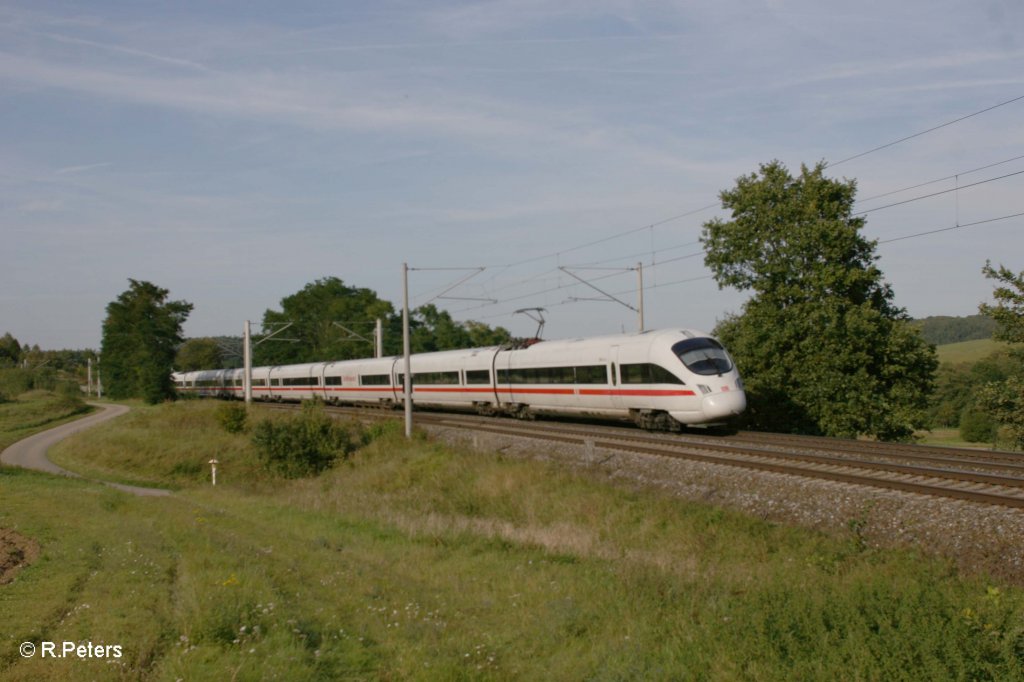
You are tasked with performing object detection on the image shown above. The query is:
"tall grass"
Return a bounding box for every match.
[5,400,1024,679]
[0,388,89,451]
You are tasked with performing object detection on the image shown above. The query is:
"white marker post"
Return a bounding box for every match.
[208,458,219,486]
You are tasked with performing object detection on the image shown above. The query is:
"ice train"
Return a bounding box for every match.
[173,329,746,429]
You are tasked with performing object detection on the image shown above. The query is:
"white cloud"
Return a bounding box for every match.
[55,161,111,175]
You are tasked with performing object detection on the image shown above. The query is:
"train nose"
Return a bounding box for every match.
[702,390,746,420]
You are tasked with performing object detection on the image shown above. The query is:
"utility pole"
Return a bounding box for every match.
[376,318,383,359]
[636,262,645,332]
[400,263,487,439]
[245,322,297,405]
[402,263,412,439]
[243,320,253,404]
[87,358,93,397]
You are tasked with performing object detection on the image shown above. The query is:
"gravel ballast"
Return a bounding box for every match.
[430,424,1024,585]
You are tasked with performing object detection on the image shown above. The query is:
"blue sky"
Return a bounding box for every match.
[2,0,1023,350]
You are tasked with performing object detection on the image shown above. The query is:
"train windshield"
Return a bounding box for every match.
[672,337,733,376]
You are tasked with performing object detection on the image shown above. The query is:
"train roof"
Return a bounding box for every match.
[515,328,709,350]
[172,328,714,377]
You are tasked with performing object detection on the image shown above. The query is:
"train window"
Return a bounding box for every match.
[251,379,267,387]
[360,374,391,386]
[497,365,606,384]
[573,365,608,384]
[672,338,733,376]
[413,371,459,385]
[282,377,319,386]
[466,369,490,384]
[324,376,342,386]
[270,379,280,387]
[465,369,491,384]
[621,363,685,385]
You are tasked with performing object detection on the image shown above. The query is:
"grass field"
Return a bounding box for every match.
[935,338,1010,365]
[0,390,91,451]
[915,427,998,450]
[2,396,1024,680]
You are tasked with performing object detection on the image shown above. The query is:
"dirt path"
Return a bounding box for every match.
[0,402,170,497]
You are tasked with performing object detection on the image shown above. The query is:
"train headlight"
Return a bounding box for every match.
[698,384,712,395]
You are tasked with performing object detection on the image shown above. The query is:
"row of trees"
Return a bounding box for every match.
[0,332,95,403]
[172,279,513,372]
[0,333,94,373]
[102,278,512,402]
[913,314,997,345]
[252,278,510,366]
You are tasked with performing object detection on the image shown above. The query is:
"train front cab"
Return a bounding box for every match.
[667,336,745,424]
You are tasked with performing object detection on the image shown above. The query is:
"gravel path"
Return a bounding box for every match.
[0,403,170,497]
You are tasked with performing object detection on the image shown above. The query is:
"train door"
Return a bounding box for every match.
[493,348,513,409]
[609,346,625,414]
[390,357,403,404]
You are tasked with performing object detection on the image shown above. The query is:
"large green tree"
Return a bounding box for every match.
[976,261,1024,449]
[701,160,936,440]
[101,279,193,403]
[409,304,511,353]
[0,333,22,367]
[175,337,228,372]
[256,278,397,365]
[255,278,512,364]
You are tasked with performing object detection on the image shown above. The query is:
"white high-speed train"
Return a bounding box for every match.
[173,329,746,429]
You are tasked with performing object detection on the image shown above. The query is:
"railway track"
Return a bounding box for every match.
[269,403,1024,510]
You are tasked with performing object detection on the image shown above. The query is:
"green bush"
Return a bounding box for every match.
[0,368,34,396]
[215,402,249,434]
[250,402,364,478]
[959,407,996,443]
[53,380,85,412]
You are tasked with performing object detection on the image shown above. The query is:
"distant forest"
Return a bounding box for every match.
[912,314,996,345]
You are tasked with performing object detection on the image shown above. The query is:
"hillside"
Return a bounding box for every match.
[935,338,1010,365]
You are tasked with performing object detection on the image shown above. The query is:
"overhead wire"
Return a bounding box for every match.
[878,211,1024,245]
[446,94,1024,323]
[825,93,1024,169]
[856,153,1024,204]
[854,169,1024,216]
